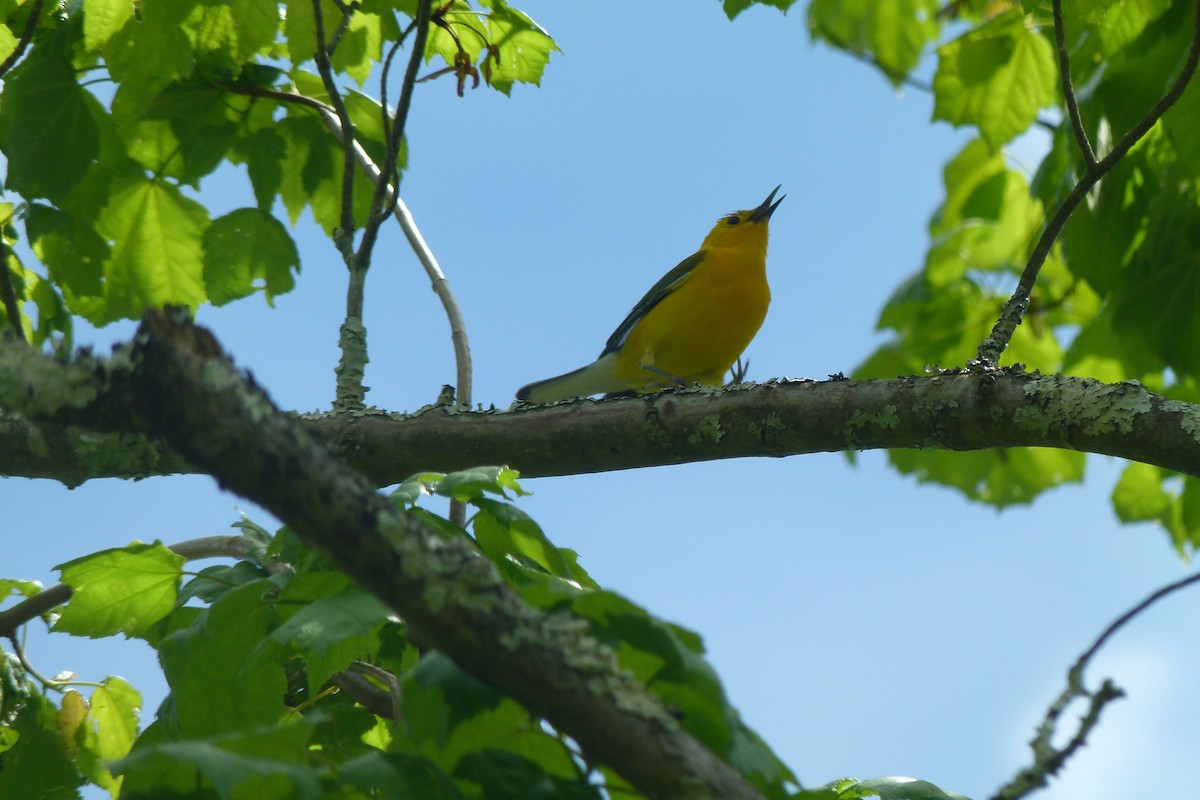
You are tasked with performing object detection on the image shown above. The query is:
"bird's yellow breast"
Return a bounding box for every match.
[612,244,770,389]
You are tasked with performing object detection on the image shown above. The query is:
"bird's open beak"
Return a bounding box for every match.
[749,185,785,223]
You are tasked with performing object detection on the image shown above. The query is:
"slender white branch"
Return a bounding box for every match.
[316,105,474,408]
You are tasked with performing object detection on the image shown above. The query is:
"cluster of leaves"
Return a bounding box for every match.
[0,0,555,341]
[0,468,872,799]
[767,0,1200,551]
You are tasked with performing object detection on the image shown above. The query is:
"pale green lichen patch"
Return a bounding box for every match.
[1181,413,1200,444]
[1018,375,1152,435]
[748,412,786,442]
[0,343,101,415]
[843,405,899,445]
[687,414,724,445]
[1156,399,1200,445]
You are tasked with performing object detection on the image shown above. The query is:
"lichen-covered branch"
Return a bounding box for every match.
[6,348,1200,486]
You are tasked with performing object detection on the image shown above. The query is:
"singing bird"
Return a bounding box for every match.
[516,186,783,404]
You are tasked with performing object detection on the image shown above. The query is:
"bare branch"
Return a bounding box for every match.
[310,0,358,246]
[7,347,1200,487]
[0,584,71,640]
[991,571,1200,800]
[974,0,1200,367]
[354,0,434,265]
[1052,0,1096,167]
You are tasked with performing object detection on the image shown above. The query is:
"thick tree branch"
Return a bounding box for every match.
[13,309,765,800]
[974,0,1200,367]
[5,355,1200,485]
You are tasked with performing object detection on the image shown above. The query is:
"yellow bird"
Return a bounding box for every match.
[517,186,783,404]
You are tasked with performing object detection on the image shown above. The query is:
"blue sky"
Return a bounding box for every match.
[5,2,1199,798]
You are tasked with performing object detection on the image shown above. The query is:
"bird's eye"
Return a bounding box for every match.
[725,215,740,226]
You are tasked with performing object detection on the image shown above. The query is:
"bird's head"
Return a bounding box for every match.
[700,185,784,250]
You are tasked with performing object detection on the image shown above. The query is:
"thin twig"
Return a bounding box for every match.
[354,0,433,265]
[325,0,358,56]
[310,0,358,247]
[0,0,47,79]
[311,104,473,415]
[1076,570,1200,667]
[991,571,1200,800]
[222,82,337,115]
[1053,0,1096,166]
[0,584,71,639]
[974,0,1200,367]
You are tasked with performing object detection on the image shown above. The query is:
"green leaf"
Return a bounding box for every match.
[473,499,570,578]
[1095,0,1172,55]
[724,0,799,19]
[26,203,110,301]
[0,578,45,602]
[855,776,972,800]
[94,177,210,322]
[1176,477,1200,554]
[82,677,142,793]
[157,580,288,737]
[178,562,268,606]
[455,751,600,800]
[807,0,940,84]
[889,447,1085,508]
[338,752,465,800]
[0,20,17,64]
[53,542,185,639]
[284,0,342,66]
[113,726,322,800]
[0,690,80,798]
[476,1,560,94]
[234,126,289,211]
[103,0,197,124]
[1111,462,1170,522]
[433,466,527,502]
[933,11,1057,149]
[135,85,244,185]
[260,584,391,691]
[402,652,502,749]
[188,0,280,72]
[204,208,300,306]
[276,109,376,233]
[1062,309,1161,383]
[926,138,1043,284]
[84,0,136,52]
[330,9,382,85]
[1109,177,1200,379]
[0,30,101,203]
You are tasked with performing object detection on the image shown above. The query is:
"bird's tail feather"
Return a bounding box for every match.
[516,353,622,404]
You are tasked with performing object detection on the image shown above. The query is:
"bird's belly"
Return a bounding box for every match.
[615,272,769,388]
